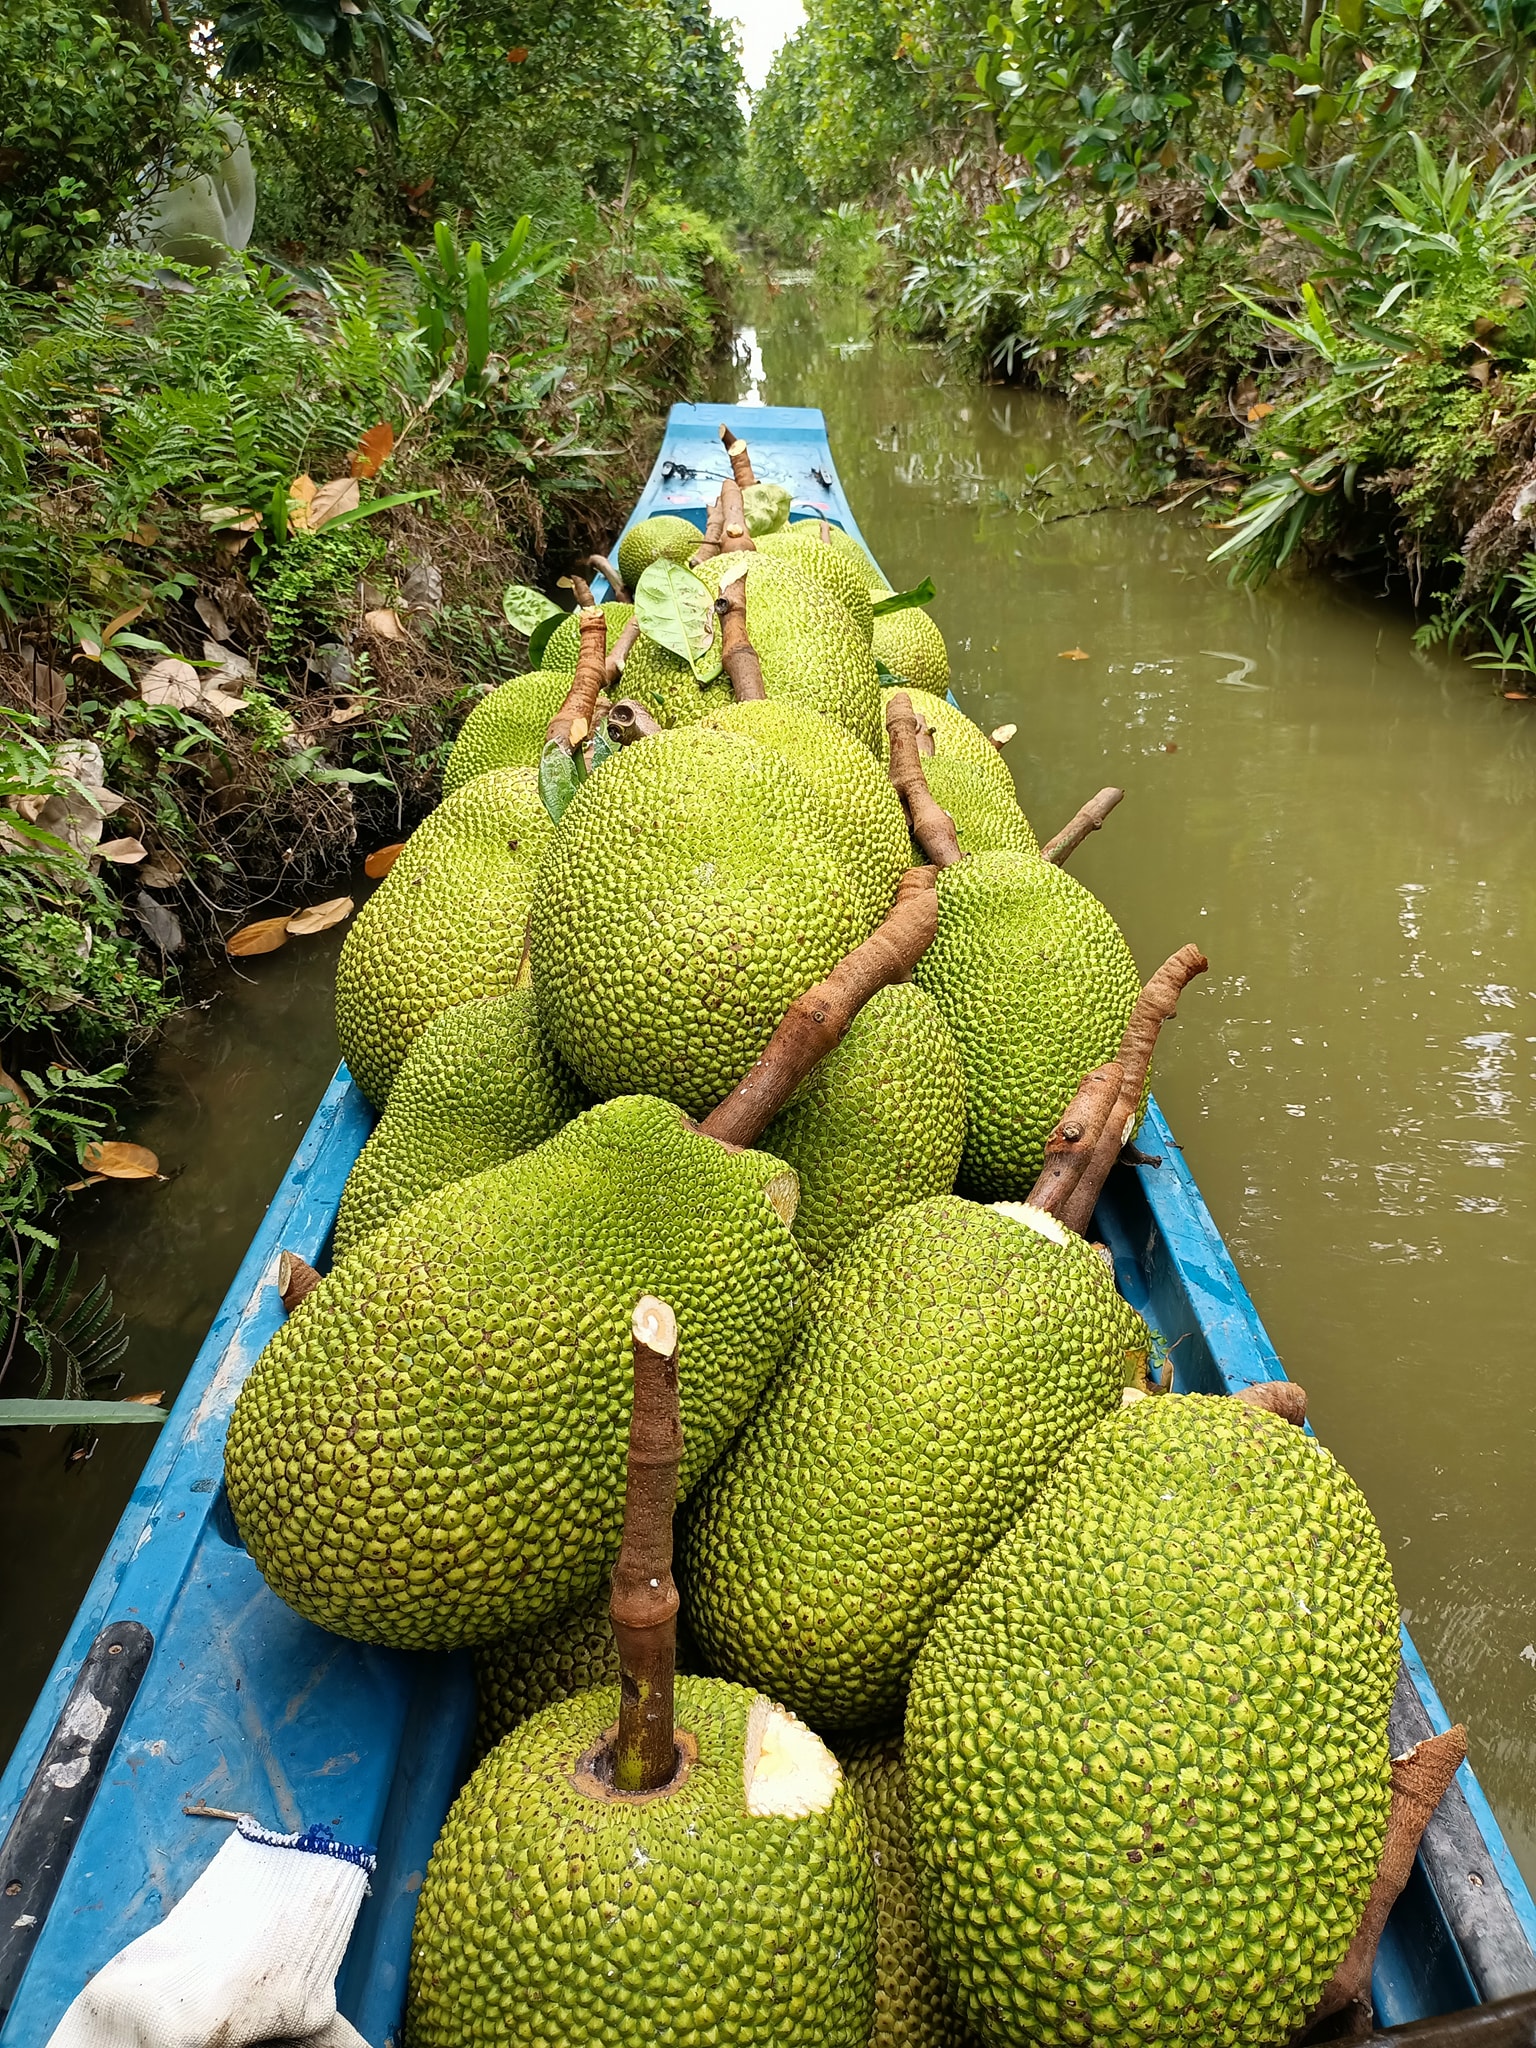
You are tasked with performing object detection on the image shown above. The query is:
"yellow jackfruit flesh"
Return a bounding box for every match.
[442,670,568,793]
[334,766,552,1107]
[615,513,702,593]
[905,1394,1399,2048]
[916,851,1140,1196]
[332,990,584,1259]
[537,600,634,671]
[407,1677,877,2048]
[682,1196,1148,1728]
[224,1095,807,1649]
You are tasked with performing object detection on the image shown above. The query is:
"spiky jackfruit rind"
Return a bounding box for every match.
[334,765,553,1108]
[407,1676,876,2048]
[443,670,570,792]
[332,990,584,1259]
[905,1395,1399,2048]
[916,851,1140,1197]
[616,514,704,594]
[472,1590,699,1759]
[877,687,1018,808]
[692,553,883,751]
[682,1196,1147,1728]
[787,519,883,589]
[537,600,636,673]
[760,984,966,1268]
[919,755,1038,859]
[756,528,876,641]
[224,1096,807,1650]
[529,726,873,1119]
[872,604,949,696]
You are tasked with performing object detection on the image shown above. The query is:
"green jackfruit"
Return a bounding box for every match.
[693,554,883,750]
[921,754,1038,858]
[615,629,711,729]
[538,601,634,671]
[873,603,949,695]
[756,527,876,640]
[905,1394,1400,2048]
[796,520,883,589]
[616,513,702,593]
[472,1587,698,1758]
[443,669,567,793]
[836,1732,979,2048]
[224,1095,807,1649]
[530,726,874,1118]
[683,1197,1147,1728]
[332,991,583,1259]
[335,766,553,1107]
[759,983,965,1267]
[743,480,792,534]
[701,698,910,926]
[916,852,1140,1196]
[878,687,1018,808]
[407,1677,877,2048]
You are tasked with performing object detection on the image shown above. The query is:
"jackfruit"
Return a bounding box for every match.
[616,513,702,593]
[335,766,553,1107]
[224,1095,806,1648]
[530,725,873,1119]
[701,698,910,926]
[873,602,949,695]
[682,1196,1147,1728]
[920,754,1038,858]
[836,1732,979,2048]
[758,983,966,1267]
[407,1677,877,2048]
[796,520,883,589]
[614,628,712,729]
[473,1587,698,1758]
[693,553,883,749]
[538,600,634,671]
[332,990,583,1259]
[743,481,792,534]
[756,527,876,640]
[915,852,1139,1195]
[442,669,568,792]
[904,1394,1399,2048]
[878,687,1018,809]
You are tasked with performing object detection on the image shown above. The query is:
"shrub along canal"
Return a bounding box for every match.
[9,276,1536,1883]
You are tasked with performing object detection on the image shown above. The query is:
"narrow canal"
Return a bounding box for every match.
[8,275,1535,1884]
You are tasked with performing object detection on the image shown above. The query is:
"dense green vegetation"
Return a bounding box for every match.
[752,0,1536,669]
[0,0,742,1355]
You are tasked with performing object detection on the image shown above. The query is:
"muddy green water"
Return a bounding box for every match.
[8,279,1536,1887]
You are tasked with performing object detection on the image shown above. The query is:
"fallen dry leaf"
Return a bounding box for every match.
[201,688,248,718]
[990,723,1018,747]
[139,851,184,889]
[195,594,230,640]
[199,504,260,532]
[328,698,375,725]
[61,1175,106,1192]
[100,601,147,646]
[1246,402,1275,422]
[226,915,293,957]
[311,477,361,530]
[350,421,395,480]
[1057,648,1089,661]
[97,837,147,864]
[139,657,203,709]
[364,607,405,641]
[287,474,318,532]
[286,896,353,936]
[365,842,405,878]
[82,1140,160,1180]
[124,1390,164,1406]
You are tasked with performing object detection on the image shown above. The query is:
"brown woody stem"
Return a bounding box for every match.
[547,608,609,750]
[885,692,963,868]
[716,578,767,701]
[690,495,725,567]
[277,1249,321,1314]
[604,617,641,689]
[818,519,831,545]
[609,1296,683,1794]
[606,698,660,747]
[699,867,938,1148]
[1041,787,1125,866]
[1027,1062,1124,1218]
[587,553,630,603]
[1058,945,1210,1235]
[718,479,756,554]
[1298,1727,1469,2041]
[1236,1380,1308,1426]
[567,573,595,607]
[720,424,757,487]
[1350,1991,1536,2047]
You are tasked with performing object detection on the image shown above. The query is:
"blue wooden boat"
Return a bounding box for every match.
[2,402,1533,2048]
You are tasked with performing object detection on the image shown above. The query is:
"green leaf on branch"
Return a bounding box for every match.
[502,584,563,635]
[633,559,721,681]
[526,612,564,667]
[538,736,587,824]
[0,1399,166,1425]
[871,578,937,617]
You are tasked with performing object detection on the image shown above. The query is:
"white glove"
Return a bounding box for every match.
[46,1820,375,2048]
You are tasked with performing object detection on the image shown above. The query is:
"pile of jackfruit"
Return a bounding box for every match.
[223,468,1402,2048]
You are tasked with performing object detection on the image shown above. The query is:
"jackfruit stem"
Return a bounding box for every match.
[690,493,726,566]
[586,552,630,603]
[1058,945,1210,1235]
[718,479,757,554]
[1027,1062,1125,1218]
[546,608,609,752]
[1298,1725,1467,2040]
[1236,1380,1308,1426]
[884,692,963,868]
[699,867,939,1149]
[567,573,595,607]
[719,423,757,487]
[605,698,660,747]
[716,578,767,701]
[604,618,641,689]
[277,1248,321,1314]
[1041,787,1126,867]
[610,1295,683,1794]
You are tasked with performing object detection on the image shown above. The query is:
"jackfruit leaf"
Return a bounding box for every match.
[350,422,395,480]
[311,478,361,530]
[871,578,936,617]
[874,657,911,686]
[82,1141,159,1179]
[0,1399,167,1425]
[227,915,292,957]
[97,838,147,864]
[139,658,203,708]
[364,842,405,878]
[286,897,353,936]
[526,612,563,666]
[502,583,563,635]
[538,736,586,824]
[364,608,405,640]
[634,559,721,680]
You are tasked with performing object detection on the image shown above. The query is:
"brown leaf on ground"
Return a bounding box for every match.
[287,474,318,531]
[328,698,374,725]
[350,422,394,479]
[83,1140,160,1180]
[139,851,185,888]
[1058,647,1089,660]
[364,607,405,640]
[311,477,361,530]
[139,658,203,709]
[97,837,147,864]
[226,915,293,957]
[286,896,354,935]
[365,842,405,878]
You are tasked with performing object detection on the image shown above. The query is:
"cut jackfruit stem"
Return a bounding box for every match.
[718,478,757,555]
[716,578,767,702]
[1027,1059,1125,1220]
[690,491,725,566]
[609,1294,684,1795]
[1040,785,1126,866]
[546,607,609,753]
[276,1247,320,1315]
[884,691,963,869]
[565,572,595,606]
[586,551,629,603]
[1299,1725,1467,2041]
[699,865,939,1150]
[602,617,641,688]
[1058,942,1210,1237]
[719,422,757,488]
[605,697,660,748]
[1236,1379,1309,1426]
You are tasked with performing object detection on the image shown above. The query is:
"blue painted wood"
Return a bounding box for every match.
[1,403,1531,2046]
